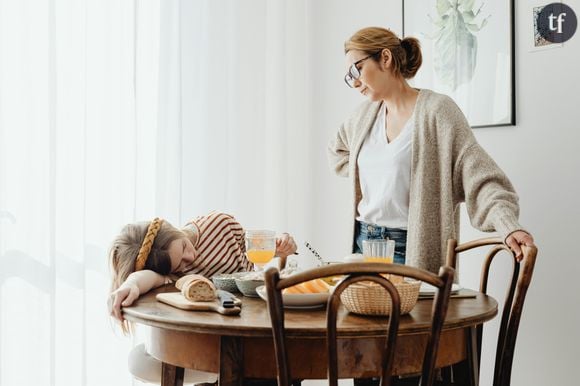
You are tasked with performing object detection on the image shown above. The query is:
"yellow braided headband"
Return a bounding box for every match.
[135,217,164,271]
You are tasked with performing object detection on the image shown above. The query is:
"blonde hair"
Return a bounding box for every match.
[108,220,184,293]
[344,27,422,79]
[108,220,184,333]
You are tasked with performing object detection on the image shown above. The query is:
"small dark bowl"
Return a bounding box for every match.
[211,272,244,293]
[234,278,265,297]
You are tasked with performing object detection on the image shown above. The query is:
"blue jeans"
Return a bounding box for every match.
[354,221,407,265]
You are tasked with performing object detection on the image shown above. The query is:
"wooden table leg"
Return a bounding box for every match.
[161,362,184,386]
[452,327,479,386]
[219,336,244,386]
[467,326,480,386]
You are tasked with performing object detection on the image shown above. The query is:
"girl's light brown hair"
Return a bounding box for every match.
[344,26,422,79]
[108,220,184,333]
[108,220,184,292]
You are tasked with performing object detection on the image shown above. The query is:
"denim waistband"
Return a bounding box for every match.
[354,221,407,264]
[357,221,407,235]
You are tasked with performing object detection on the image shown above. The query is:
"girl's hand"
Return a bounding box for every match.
[275,233,297,258]
[108,284,140,322]
[505,230,535,262]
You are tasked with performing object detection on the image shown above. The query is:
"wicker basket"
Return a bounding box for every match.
[340,280,421,316]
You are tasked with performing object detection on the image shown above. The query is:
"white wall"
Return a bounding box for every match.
[309,0,404,257]
[308,1,580,385]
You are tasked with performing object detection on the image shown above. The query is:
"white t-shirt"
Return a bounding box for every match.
[356,103,414,229]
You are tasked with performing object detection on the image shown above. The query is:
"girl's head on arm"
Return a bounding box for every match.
[108,219,185,292]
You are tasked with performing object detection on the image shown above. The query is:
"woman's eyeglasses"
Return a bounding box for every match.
[344,51,381,88]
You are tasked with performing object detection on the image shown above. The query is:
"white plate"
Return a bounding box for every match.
[419,283,462,296]
[255,286,330,309]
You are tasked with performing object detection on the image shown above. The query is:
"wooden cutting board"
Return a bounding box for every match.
[156,292,241,315]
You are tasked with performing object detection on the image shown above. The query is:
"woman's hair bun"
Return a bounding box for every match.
[400,37,422,79]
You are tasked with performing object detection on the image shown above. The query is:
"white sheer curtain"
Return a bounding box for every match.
[0,0,312,385]
[169,0,313,234]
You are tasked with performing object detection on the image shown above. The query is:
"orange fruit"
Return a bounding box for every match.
[283,279,330,294]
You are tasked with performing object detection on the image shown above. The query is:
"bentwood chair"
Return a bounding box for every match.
[445,238,537,386]
[264,263,455,386]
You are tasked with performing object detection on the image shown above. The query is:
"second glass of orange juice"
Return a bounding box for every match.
[245,230,276,271]
[362,239,395,264]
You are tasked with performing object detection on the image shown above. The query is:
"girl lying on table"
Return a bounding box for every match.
[107,210,297,384]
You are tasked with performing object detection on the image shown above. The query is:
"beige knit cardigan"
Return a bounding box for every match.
[328,89,523,274]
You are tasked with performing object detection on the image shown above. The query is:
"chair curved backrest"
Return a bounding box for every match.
[264,263,455,386]
[445,238,537,386]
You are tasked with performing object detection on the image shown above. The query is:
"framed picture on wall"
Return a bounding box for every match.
[402,0,515,128]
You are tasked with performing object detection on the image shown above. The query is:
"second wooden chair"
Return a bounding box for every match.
[445,238,537,386]
[264,262,455,386]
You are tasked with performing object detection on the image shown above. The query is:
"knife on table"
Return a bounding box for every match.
[217,290,241,308]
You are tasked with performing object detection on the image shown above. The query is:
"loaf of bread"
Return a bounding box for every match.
[175,274,216,302]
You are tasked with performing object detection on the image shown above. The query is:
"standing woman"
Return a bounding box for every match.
[328,27,534,273]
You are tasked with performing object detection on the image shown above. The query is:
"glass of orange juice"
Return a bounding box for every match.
[362,239,395,264]
[245,230,276,271]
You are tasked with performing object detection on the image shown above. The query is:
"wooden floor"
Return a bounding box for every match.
[133,378,354,386]
[303,381,352,386]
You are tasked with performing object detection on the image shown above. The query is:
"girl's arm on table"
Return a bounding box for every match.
[109,270,167,322]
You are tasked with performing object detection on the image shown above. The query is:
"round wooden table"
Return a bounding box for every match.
[124,285,497,386]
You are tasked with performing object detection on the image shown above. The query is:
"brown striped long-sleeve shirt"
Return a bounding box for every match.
[182,211,252,278]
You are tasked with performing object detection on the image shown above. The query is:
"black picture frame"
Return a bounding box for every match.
[402,0,516,128]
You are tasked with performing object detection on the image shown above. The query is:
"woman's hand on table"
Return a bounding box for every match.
[108,284,140,322]
[505,230,535,262]
[276,233,298,258]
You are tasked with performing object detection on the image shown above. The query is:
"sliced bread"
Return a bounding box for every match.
[175,274,216,302]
